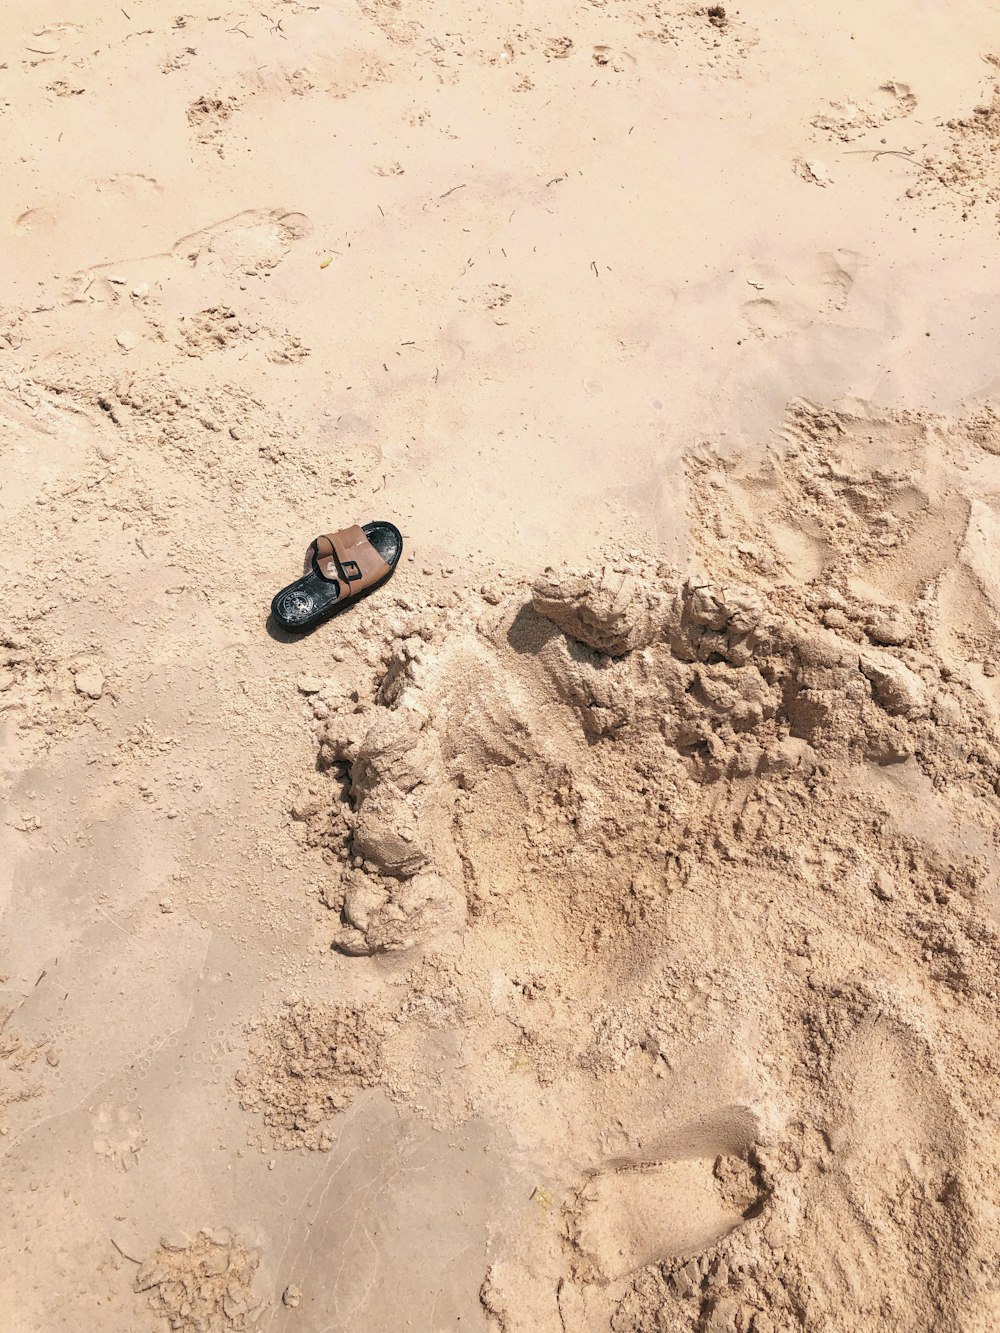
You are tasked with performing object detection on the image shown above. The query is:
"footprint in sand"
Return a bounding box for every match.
[566,1150,762,1283]
[694,398,973,599]
[563,1103,764,1284]
[741,296,799,340]
[357,0,421,45]
[91,1102,146,1170]
[643,1000,978,1333]
[936,491,1000,667]
[172,208,312,276]
[591,45,634,72]
[18,21,84,64]
[777,1004,975,1328]
[743,250,859,328]
[60,207,312,302]
[186,93,241,153]
[94,173,163,198]
[482,1108,766,1332]
[13,206,58,233]
[543,35,574,60]
[817,247,859,311]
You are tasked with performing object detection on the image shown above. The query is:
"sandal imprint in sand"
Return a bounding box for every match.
[270,521,403,632]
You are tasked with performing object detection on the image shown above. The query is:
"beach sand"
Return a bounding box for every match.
[4,1,1000,1329]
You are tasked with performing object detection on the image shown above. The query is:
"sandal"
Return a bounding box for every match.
[270,521,403,632]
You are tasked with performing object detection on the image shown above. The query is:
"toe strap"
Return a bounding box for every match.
[312,525,391,596]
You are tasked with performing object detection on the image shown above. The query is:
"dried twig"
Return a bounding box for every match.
[110,1237,142,1264]
[843,147,974,203]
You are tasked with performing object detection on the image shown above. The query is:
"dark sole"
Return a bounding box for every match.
[270,521,403,634]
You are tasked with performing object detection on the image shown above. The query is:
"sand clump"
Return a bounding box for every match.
[811,81,917,142]
[134,1230,264,1332]
[905,61,1000,223]
[236,1000,384,1151]
[236,399,1000,1332]
[936,72,1000,209]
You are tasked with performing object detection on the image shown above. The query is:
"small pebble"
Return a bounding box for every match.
[297,676,323,695]
[115,330,137,351]
[282,1284,302,1308]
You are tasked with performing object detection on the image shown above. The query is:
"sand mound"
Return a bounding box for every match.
[240,400,1000,1331]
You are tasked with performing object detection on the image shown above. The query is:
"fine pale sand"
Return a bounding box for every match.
[4,2,1000,1331]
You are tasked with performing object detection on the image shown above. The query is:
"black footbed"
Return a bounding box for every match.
[270,521,403,633]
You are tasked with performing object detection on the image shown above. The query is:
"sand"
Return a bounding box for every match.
[4,1,1000,1330]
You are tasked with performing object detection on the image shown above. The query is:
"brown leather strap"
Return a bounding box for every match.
[312,525,390,599]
